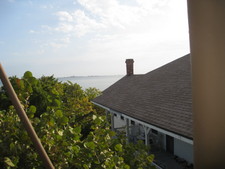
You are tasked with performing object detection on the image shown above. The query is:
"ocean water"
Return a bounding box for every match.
[58,75,124,91]
[0,75,124,91]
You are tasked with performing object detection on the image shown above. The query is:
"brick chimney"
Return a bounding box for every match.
[125,59,134,76]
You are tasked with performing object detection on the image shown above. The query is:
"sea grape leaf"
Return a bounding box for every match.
[115,144,123,152]
[4,157,15,167]
[23,71,33,78]
[84,141,96,150]
[60,116,69,125]
[74,126,81,133]
[55,110,63,118]
[29,105,36,113]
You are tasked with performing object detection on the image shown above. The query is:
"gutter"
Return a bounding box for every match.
[92,101,193,145]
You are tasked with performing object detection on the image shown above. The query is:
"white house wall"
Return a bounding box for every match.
[113,115,194,164]
[114,115,126,128]
[94,104,193,165]
[174,138,193,164]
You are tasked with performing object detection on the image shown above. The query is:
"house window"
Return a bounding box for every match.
[131,120,135,125]
[121,115,124,120]
[166,135,174,154]
[151,129,158,135]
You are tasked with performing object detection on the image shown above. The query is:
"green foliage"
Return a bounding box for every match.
[84,87,101,101]
[0,72,155,168]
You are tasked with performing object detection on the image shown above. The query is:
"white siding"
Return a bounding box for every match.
[114,115,126,128]
[174,138,193,164]
[112,112,193,164]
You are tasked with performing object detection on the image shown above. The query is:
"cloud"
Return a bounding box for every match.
[28,25,53,34]
[136,0,169,11]
[42,0,188,57]
[49,0,171,37]
[49,37,71,49]
[36,0,189,70]
[49,42,65,49]
[41,25,53,31]
[72,10,106,36]
[29,30,38,34]
[56,11,73,22]
[55,23,74,33]
[77,0,142,29]
[53,9,105,36]
[40,36,71,51]
[32,0,188,50]
[76,0,170,28]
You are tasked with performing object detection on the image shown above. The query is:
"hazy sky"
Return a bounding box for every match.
[0,0,190,77]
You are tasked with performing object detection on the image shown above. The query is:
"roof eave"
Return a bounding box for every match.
[92,101,193,145]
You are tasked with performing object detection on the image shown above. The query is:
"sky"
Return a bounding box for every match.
[0,0,190,78]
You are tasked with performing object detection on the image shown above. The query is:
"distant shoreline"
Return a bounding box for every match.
[57,75,123,91]
[0,75,124,90]
[57,75,123,79]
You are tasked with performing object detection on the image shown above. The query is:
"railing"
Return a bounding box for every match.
[152,162,164,169]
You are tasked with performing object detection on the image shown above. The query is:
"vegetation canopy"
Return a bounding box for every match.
[0,71,155,169]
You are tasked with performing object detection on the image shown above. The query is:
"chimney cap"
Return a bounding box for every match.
[125,59,134,63]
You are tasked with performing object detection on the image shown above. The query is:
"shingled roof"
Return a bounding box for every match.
[93,54,193,139]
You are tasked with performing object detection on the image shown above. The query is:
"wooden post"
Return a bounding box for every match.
[105,110,109,123]
[110,112,115,131]
[187,1,225,168]
[126,118,130,140]
[143,126,150,146]
[0,64,55,169]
